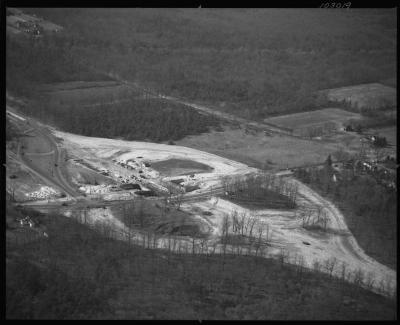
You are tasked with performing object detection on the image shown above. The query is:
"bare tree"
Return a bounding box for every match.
[312,259,322,272]
[364,272,375,290]
[137,198,146,227]
[221,214,231,269]
[340,261,348,282]
[278,248,288,266]
[255,226,264,258]
[352,268,365,286]
[175,190,185,210]
[324,257,337,278]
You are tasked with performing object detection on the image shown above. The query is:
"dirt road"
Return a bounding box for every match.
[284,177,396,295]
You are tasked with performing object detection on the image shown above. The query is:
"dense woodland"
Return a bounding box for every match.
[8,8,396,119]
[6,35,107,96]
[6,211,396,320]
[19,98,221,142]
[294,161,397,269]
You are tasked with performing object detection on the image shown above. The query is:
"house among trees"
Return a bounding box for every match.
[19,216,35,228]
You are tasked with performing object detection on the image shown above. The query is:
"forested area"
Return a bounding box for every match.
[19,98,220,142]
[6,212,396,320]
[6,35,108,96]
[294,162,397,269]
[9,8,396,119]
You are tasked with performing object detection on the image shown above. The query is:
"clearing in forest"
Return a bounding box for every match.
[264,108,362,135]
[36,80,139,107]
[321,83,396,110]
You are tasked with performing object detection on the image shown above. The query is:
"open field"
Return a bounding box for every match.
[176,128,364,169]
[321,83,396,110]
[20,134,56,176]
[264,108,363,134]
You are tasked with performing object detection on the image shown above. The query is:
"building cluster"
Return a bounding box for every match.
[332,157,396,190]
[15,21,43,36]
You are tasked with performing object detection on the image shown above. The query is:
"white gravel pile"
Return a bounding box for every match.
[26,186,59,200]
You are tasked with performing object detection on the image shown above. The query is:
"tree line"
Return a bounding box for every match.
[222,172,298,209]
[19,97,221,142]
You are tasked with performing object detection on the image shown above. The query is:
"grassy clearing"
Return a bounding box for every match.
[176,128,363,169]
[323,83,396,110]
[264,108,362,133]
[6,210,396,320]
[151,158,214,177]
[21,134,52,154]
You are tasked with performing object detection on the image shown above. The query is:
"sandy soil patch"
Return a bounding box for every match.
[52,129,257,191]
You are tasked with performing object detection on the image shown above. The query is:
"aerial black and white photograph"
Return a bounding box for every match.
[4,2,397,320]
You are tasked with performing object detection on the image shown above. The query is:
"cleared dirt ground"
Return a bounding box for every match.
[53,129,257,192]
